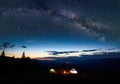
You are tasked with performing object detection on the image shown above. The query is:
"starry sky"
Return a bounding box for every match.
[0,0,120,58]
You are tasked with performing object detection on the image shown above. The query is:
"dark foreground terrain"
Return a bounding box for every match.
[0,71,120,84]
[0,53,120,84]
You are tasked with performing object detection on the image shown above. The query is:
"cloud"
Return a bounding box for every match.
[46,47,120,57]
[47,51,79,55]
[104,47,120,52]
[82,48,102,52]
[20,45,27,48]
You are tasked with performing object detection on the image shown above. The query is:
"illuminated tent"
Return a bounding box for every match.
[49,68,57,74]
[69,68,78,74]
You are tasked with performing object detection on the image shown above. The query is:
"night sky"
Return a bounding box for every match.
[0,0,120,58]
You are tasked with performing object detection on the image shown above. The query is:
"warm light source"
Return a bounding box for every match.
[49,68,57,74]
[63,70,67,74]
[63,70,69,75]
[69,68,78,74]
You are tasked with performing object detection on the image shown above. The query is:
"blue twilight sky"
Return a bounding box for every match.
[0,0,120,58]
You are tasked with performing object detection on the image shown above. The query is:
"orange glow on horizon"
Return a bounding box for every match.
[2,50,50,58]
[35,57,56,60]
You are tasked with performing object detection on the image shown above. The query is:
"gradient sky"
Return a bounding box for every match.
[0,0,120,58]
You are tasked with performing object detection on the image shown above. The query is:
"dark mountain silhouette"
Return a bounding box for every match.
[37,52,120,78]
[0,50,40,75]
[0,51,120,84]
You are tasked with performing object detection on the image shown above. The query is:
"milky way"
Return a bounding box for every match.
[0,0,120,58]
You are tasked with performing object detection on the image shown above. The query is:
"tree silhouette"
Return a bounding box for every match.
[0,42,11,56]
[20,45,27,58]
[21,51,26,58]
[0,49,5,56]
[0,42,15,56]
